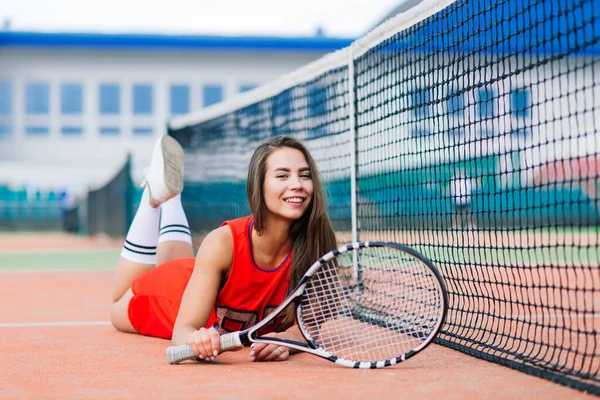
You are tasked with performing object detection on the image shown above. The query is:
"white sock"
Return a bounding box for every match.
[159,194,192,245]
[120,188,159,264]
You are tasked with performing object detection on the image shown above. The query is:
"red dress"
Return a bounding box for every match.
[128,216,293,339]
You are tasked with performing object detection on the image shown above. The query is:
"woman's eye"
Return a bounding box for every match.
[301,174,312,179]
[276,175,287,179]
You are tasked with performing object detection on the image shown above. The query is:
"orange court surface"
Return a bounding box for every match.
[0,233,596,399]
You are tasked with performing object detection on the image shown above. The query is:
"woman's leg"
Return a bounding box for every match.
[111,187,160,332]
[112,187,161,302]
[156,193,194,265]
[112,195,193,334]
[111,134,185,333]
[112,195,193,333]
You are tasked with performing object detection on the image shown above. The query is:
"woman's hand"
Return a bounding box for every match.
[249,333,290,362]
[187,326,221,361]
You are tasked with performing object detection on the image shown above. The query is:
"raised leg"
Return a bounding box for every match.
[110,135,186,333]
[157,193,194,265]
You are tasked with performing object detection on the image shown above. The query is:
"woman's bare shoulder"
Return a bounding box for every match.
[194,225,234,273]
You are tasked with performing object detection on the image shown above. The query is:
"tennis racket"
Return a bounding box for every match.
[166,241,448,368]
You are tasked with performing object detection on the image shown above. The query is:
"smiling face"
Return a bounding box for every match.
[262,147,314,222]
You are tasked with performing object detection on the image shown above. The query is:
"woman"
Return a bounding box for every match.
[110,134,337,362]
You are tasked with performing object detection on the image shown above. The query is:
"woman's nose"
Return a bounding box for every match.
[288,176,302,189]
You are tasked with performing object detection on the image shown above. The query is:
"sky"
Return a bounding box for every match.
[0,0,404,38]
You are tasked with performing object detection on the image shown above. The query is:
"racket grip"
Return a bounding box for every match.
[219,332,243,352]
[166,334,244,364]
[166,344,196,365]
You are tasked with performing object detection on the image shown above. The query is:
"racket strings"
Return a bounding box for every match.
[299,246,444,363]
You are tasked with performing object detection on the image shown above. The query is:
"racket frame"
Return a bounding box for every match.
[168,241,448,367]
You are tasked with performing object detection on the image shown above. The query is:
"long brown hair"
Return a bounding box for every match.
[246,136,337,320]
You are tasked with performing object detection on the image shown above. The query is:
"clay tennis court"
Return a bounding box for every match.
[0,233,595,399]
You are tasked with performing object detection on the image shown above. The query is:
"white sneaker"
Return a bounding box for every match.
[141,135,185,208]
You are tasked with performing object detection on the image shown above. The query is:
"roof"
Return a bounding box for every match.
[0,31,355,52]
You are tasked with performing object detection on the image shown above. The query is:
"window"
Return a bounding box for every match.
[61,127,83,135]
[447,127,465,141]
[133,127,153,135]
[99,84,120,114]
[100,127,120,135]
[411,128,430,138]
[0,81,12,136]
[239,84,257,93]
[512,128,529,136]
[61,83,83,114]
[308,85,327,117]
[272,89,292,135]
[510,88,530,118]
[447,90,463,116]
[203,84,223,107]
[273,90,292,116]
[478,88,495,118]
[0,81,12,115]
[236,103,260,138]
[26,126,49,135]
[25,82,50,135]
[170,85,190,115]
[26,82,50,114]
[307,84,328,139]
[133,84,153,115]
[412,87,430,118]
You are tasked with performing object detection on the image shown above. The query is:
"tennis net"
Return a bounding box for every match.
[169,0,600,393]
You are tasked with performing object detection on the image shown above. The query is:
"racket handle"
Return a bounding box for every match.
[166,333,244,364]
[166,344,196,364]
[219,332,243,351]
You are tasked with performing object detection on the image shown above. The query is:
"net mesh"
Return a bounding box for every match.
[86,156,134,237]
[168,0,600,393]
[298,245,445,365]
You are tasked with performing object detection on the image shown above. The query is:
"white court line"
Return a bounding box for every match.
[0,321,111,328]
[496,314,600,319]
[0,248,120,255]
[0,267,116,274]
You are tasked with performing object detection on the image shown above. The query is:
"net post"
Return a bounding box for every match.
[348,45,358,245]
[348,44,359,279]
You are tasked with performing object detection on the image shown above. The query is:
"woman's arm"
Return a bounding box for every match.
[277,324,306,353]
[250,324,307,362]
[171,226,233,355]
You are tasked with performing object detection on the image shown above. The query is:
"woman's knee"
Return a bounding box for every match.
[111,290,137,334]
[112,259,155,303]
[156,241,194,266]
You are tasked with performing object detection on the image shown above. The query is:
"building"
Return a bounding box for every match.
[367,0,424,31]
[0,31,353,192]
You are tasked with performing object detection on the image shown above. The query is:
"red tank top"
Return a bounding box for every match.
[213,216,293,334]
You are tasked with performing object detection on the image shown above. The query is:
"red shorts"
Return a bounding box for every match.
[128,257,217,339]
